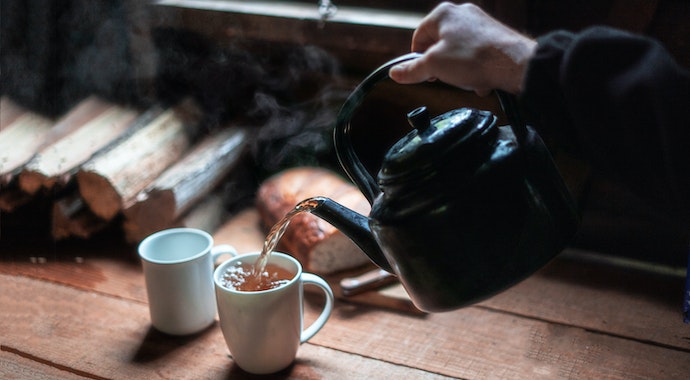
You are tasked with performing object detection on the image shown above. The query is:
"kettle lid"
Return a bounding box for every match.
[378,106,497,185]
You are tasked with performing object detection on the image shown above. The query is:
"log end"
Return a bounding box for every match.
[122,189,177,244]
[51,194,111,240]
[77,170,122,221]
[18,170,49,195]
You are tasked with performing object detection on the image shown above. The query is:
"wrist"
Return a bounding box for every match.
[510,37,537,94]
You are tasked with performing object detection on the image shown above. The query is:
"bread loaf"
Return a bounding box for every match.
[256,167,372,274]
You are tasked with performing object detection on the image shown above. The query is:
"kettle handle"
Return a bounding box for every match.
[334,52,529,204]
[495,89,528,146]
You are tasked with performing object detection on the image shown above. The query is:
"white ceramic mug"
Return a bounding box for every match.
[214,251,334,375]
[138,228,236,335]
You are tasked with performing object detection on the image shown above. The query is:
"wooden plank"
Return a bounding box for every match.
[3,269,689,379]
[0,243,145,302]
[309,303,690,379]
[213,208,690,351]
[4,209,687,352]
[156,0,423,28]
[3,214,689,378]
[0,349,85,380]
[3,248,689,379]
[283,344,453,379]
[480,249,689,348]
[0,274,454,379]
[150,1,418,73]
[0,273,226,379]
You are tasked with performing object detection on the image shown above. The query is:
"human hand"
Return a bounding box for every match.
[389,2,537,96]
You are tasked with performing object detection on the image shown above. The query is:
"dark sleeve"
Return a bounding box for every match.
[521,26,690,224]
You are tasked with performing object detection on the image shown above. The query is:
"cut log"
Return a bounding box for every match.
[0,111,53,187]
[122,127,247,243]
[0,188,36,212]
[34,97,115,151]
[76,107,194,222]
[123,192,227,245]
[44,108,164,239]
[18,101,139,194]
[0,99,53,211]
[51,194,108,240]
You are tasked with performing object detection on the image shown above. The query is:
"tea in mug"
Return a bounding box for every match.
[220,261,294,292]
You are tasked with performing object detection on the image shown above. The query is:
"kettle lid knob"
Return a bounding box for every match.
[378,107,497,185]
[407,106,431,132]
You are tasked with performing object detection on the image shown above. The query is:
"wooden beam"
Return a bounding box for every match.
[155,0,422,28]
[150,0,420,73]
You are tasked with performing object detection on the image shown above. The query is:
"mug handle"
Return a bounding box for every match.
[300,273,335,343]
[211,244,238,266]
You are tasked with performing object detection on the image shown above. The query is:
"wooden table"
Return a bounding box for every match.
[1,209,689,379]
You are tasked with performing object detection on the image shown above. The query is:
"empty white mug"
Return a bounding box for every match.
[214,251,334,374]
[138,228,236,335]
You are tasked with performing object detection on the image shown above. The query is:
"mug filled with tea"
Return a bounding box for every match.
[213,251,334,375]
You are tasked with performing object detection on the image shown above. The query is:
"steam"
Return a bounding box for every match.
[3,1,348,187]
[152,28,346,172]
[149,24,350,214]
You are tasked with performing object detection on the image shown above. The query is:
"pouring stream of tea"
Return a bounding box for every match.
[252,197,323,278]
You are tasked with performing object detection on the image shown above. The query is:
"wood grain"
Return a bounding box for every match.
[122,127,247,243]
[0,349,86,380]
[0,274,452,379]
[0,112,53,186]
[15,97,113,195]
[2,206,689,379]
[2,226,688,379]
[77,107,192,221]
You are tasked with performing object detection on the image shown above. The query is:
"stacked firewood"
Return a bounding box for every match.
[0,95,249,244]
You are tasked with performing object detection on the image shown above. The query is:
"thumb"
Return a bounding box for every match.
[389,59,432,84]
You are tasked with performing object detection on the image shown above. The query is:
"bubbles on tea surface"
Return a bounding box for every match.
[222,261,293,292]
[221,260,253,290]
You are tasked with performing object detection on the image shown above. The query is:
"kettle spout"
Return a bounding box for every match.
[309,197,393,273]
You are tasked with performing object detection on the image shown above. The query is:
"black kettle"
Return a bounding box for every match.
[309,53,580,312]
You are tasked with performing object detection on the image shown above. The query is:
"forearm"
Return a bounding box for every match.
[522,26,690,222]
